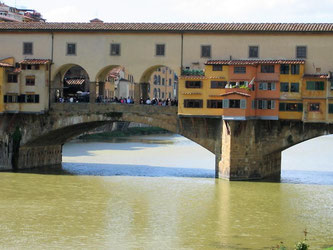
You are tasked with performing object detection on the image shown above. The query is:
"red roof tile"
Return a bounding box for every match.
[206,59,305,65]
[65,79,85,85]
[303,73,329,78]
[219,91,251,97]
[1,23,333,33]
[19,59,51,64]
[0,62,13,67]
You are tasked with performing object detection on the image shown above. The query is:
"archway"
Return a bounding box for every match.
[95,65,135,103]
[140,65,178,104]
[52,64,90,103]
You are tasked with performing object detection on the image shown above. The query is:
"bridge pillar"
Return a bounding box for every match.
[218,120,281,181]
[16,145,63,170]
[140,83,149,101]
[89,81,97,103]
[134,83,140,103]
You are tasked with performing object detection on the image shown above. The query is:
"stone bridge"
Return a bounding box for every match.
[1,103,333,180]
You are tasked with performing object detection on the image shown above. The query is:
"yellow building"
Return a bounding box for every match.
[0,57,15,113]
[278,61,305,120]
[302,74,329,122]
[149,67,177,100]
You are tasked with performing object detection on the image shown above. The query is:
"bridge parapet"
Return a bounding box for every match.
[50,103,178,116]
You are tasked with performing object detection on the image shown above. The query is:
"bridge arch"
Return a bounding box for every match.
[52,63,91,103]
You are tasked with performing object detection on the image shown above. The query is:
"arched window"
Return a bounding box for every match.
[154,75,157,85]
[158,88,161,98]
[158,75,161,85]
[154,88,157,98]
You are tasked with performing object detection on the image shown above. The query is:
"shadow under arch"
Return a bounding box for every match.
[51,63,91,103]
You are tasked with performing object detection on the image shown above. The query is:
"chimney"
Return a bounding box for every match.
[90,18,103,23]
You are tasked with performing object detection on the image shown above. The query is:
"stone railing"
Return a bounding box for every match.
[50,103,178,116]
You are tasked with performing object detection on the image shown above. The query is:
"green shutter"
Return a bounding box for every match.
[298,103,303,112]
[223,99,229,108]
[240,99,246,109]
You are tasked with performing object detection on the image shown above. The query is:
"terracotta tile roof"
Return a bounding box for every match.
[19,59,51,65]
[303,73,329,79]
[219,91,251,97]
[65,79,85,85]
[1,23,333,33]
[206,59,305,65]
[0,62,13,67]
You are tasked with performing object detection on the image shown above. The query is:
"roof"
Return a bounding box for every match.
[0,62,13,67]
[1,23,333,33]
[65,79,85,85]
[303,73,329,79]
[19,59,51,64]
[219,91,251,97]
[206,59,305,65]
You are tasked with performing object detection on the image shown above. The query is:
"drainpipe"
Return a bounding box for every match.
[48,32,54,110]
[180,32,184,73]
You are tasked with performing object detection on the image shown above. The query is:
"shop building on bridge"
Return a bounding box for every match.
[178,59,333,123]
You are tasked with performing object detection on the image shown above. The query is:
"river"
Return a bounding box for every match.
[0,134,332,249]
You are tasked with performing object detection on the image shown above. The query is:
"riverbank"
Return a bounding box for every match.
[78,127,168,139]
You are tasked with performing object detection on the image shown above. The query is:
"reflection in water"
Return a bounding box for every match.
[0,134,332,249]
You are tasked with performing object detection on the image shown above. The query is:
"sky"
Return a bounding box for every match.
[3,0,333,23]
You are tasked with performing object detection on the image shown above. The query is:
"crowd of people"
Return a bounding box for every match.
[139,97,178,106]
[56,95,178,106]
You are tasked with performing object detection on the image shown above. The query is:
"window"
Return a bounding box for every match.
[184,99,203,108]
[306,81,324,90]
[229,99,241,108]
[34,65,39,70]
[291,64,300,75]
[162,78,165,85]
[207,100,223,108]
[267,82,276,90]
[257,100,275,109]
[280,64,289,74]
[185,81,202,88]
[7,74,18,83]
[162,92,165,99]
[234,66,246,74]
[169,79,171,86]
[329,104,333,113]
[67,43,76,55]
[259,82,267,90]
[23,42,33,55]
[153,75,157,85]
[249,46,259,58]
[212,65,222,71]
[156,44,165,56]
[280,82,289,92]
[296,46,307,58]
[279,103,303,111]
[158,75,161,85]
[290,82,299,92]
[110,43,120,56]
[4,94,18,103]
[261,65,275,73]
[27,94,37,103]
[201,45,211,58]
[309,103,320,111]
[211,81,227,89]
[169,92,171,98]
[331,81,333,91]
[26,76,35,86]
